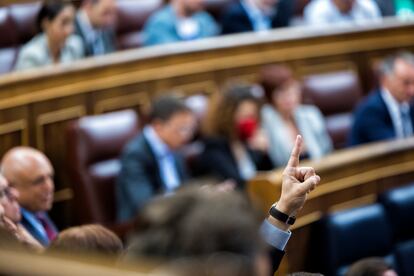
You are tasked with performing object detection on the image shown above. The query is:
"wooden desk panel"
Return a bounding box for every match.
[1,19,414,228]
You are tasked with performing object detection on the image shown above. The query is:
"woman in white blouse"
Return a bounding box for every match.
[260,65,333,167]
[15,1,84,71]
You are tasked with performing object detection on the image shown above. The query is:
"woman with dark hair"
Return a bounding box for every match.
[15,0,83,71]
[260,65,333,167]
[201,85,273,188]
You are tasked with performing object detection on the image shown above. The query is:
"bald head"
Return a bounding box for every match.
[1,147,54,213]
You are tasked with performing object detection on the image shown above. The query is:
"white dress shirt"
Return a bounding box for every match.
[381,89,413,139]
[143,126,181,192]
[304,0,382,26]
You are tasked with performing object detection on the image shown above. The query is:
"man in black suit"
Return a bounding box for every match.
[75,0,117,56]
[349,51,414,145]
[116,96,197,222]
[220,0,294,35]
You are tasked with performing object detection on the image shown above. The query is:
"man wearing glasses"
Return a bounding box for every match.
[117,96,197,222]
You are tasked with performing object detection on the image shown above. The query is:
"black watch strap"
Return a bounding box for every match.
[269,204,296,225]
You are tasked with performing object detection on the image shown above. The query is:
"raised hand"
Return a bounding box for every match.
[276,135,321,217]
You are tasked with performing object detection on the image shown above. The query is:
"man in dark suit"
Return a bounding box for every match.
[117,96,197,222]
[220,0,294,35]
[350,51,414,146]
[1,147,58,246]
[75,0,117,56]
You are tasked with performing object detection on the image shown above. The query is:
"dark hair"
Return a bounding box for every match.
[50,224,123,255]
[346,257,394,276]
[203,85,261,140]
[36,0,74,31]
[259,64,295,103]
[125,187,264,265]
[149,96,192,122]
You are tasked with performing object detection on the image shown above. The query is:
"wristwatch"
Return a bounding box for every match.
[269,203,296,225]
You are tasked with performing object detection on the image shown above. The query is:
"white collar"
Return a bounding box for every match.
[143,126,171,158]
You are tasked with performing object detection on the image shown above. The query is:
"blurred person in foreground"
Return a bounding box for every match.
[304,0,382,26]
[142,0,219,46]
[220,0,294,35]
[346,257,398,276]
[0,174,43,251]
[15,0,83,71]
[117,96,197,222]
[1,147,58,247]
[50,224,123,256]
[350,51,414,145]
[260,64,333,167]
[75,0,117,56]
[125,135,321,275]
[201,85,273,188]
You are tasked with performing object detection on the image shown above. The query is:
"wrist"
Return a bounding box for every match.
[275,200,294,216]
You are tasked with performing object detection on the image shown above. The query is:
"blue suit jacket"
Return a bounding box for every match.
[116,133,187,222]
[220,0,294,35]
[20,209,57,246]
[349,90,414,146]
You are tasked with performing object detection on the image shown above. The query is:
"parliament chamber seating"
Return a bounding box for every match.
[310,204,394,276]
[308,184,414,276]
[0,0,312,70]
[66,110,140,236]
[115,0,163,49]
[378,183,414,242]
[395,239,414,276]
[302,70,363,149]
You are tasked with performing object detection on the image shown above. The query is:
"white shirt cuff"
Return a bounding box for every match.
[260,219,291,251]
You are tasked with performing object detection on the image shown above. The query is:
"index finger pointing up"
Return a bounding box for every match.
[286,135,302,168]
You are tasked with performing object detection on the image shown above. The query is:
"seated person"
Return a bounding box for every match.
[1,147,58,246]
[349,51,414,145]
[117,96,197,222]
[15,0,84,71]
[50,224,123,256]
[375,0,414,19]
[201,85,273,188]
[304,0,382,26]
[142,0,219,46]
[75,0,117,56]
[260,65,333,167]
[125,135,321,275]
[220,0,294,35]
[0,174,43,251]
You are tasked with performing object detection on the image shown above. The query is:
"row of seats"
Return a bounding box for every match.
[0,0,310,74]
[308,184,414,276]
[65,69,363,233]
